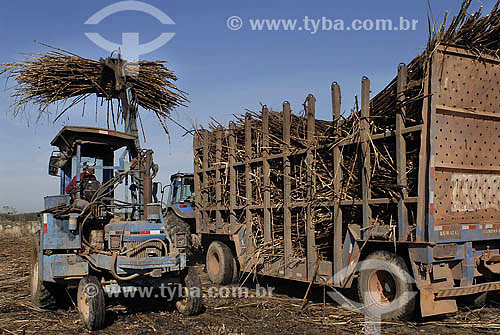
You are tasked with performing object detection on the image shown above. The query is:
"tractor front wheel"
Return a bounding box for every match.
[77,276,106,331]
[176,267,203,315]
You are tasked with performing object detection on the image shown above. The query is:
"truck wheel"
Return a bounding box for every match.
[30,231,58,309]
[166,211,193,257]
[206,241,235,285]
[358,251,416,320]
[176,267,203,315]
[77,276,106,331]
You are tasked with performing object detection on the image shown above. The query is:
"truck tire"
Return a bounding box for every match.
[77,276,106,331]
[358,251,416,320]
[30,231,58,309]
[176,267,203,315]
[166,211,193,257]
[206,241,235,285]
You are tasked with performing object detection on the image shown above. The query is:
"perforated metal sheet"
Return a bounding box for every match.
[434,112,500,168]
[433,47,500,225]
[436,50,500,113]
[434,170,500,224]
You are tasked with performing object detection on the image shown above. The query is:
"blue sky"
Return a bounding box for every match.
[0,0,487,212]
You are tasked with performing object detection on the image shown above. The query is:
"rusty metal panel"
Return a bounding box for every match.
[436,47,500,114]
[434,170,500,224]
[432,46,500,229]
[434,112,500,169]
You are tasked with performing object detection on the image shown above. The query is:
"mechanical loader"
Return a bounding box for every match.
[30,57,202,330]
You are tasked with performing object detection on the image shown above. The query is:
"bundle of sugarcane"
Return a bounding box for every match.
[0,49,187,130]
[368,0,500,130]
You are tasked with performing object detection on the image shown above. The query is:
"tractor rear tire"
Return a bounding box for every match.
[30,231,59,309]
[77,276,106,331]
[176,267,203,315]
[358,250,416,320]
[206,241,235,285]
[166,211,193,257]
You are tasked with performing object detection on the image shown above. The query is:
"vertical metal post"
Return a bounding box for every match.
[262,106,272,264]
[361,77,372,239]
[76,144,82,185]
[396,64,409,240]
[245,115,254,255]
[426,54,438,243]
[215,127,223,232]
[306,95,317,280]
[283,102,293,277]
[332,83,344,284]
[417,62,431,242]
[229,123,237,230]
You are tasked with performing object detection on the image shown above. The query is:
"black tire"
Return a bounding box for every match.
[77,276,106,331]
[358,250,416,320]
[30,231,58,309]
[176,267,203,316]
[206,241,235,285]
[166,211,193,257]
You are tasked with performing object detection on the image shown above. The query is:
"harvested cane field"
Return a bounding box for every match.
[1,234,500,335]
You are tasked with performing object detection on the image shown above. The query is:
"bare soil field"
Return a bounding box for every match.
[1,236,500,335]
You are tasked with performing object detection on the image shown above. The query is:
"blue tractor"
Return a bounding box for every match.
[30,57,202,330]
[161,173,196,255]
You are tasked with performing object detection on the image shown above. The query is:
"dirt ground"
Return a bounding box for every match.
[1,236,500,335]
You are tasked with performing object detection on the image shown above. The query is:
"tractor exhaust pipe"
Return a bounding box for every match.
[143,150,154,217]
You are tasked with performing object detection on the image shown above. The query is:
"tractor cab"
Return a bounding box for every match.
[165,173,195,219]
[47,126,138,209]
[34,127,202,331]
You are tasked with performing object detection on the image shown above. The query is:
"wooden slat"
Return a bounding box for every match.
[396,64,409,240]
[193,133,202,233]
[306,95,317,280]
[199,197,419,212]
[245,114,254,257]
[262,106,272,262]
[215,127,223,232]
[229,123,237,230]
[331,82,343,285]
[283,102,292,278]
[202,130,210,232]
[361,77,372,239]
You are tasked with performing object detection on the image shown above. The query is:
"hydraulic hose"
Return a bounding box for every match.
[110,252,140,281]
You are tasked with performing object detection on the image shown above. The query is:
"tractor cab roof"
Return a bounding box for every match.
[170,173,193,182]
[51,126,138,158]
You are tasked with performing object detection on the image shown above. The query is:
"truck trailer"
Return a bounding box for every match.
[193,44,500,319]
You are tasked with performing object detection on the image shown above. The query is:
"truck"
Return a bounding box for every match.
[30,56,203,330]
[192,45,500,319]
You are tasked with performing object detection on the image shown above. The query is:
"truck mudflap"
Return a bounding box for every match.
[420,288,458,317]
[409,244,500,317]
[420,281,500,317]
